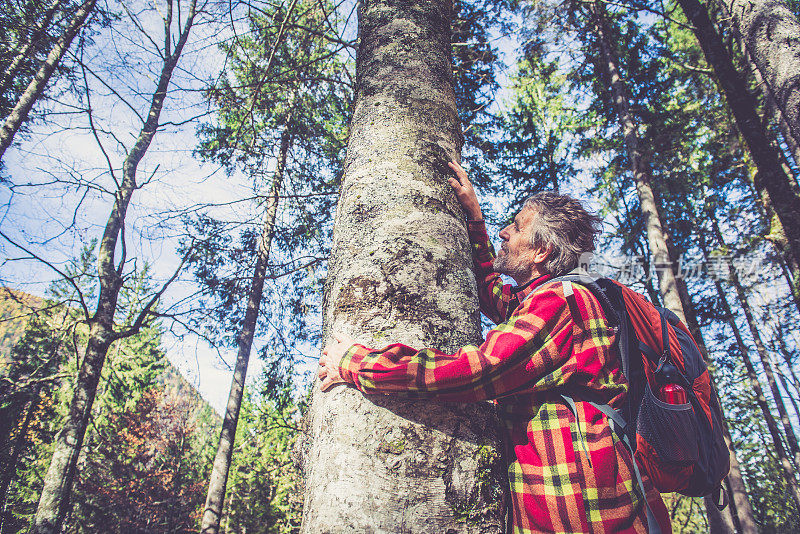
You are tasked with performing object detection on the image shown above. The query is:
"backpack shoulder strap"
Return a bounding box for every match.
[560,395,662,534]
[551,272,647,451]
[549,271,621,327]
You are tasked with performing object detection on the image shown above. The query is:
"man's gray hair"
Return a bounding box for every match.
[523,192,602,276]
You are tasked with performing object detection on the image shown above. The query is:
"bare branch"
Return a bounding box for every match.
[0,231,91,321]
[113,242,194,340]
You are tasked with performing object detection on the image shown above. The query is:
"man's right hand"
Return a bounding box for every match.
[447,160,483,221]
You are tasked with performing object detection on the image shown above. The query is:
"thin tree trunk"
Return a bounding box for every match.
[776,363,800,441]
[714,0,800,155]
[31,4,197,532]
[709,273,800,511]
[0,0,63,98]
[711,219,800,469]
[589,2,684,319]
[0,0,96,161]
[200,127,291,534]
[771,242,800,317]
[668,238,759,534]
[676,0,800,305]
[300,0,502,531]
[587,4,740,531]
[688,223,764,534]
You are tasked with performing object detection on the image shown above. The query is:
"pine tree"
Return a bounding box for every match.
[0,0,97,161]
[192,2,350,530]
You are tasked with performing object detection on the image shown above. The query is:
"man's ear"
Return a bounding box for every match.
[532,244,552,265]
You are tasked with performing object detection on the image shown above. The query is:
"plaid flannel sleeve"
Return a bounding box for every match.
[336,283,574,402]
[467,219,519,324]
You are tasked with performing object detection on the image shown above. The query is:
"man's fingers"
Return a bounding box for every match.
[320,376,331,391]
[448,161,469,184]
[320,375,340,392]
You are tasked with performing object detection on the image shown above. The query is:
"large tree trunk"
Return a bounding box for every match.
[714,0,800,155]
[31,4,197,532]
[587,3,742,531]
[676,0,800,311]
[300,0,502,531]
[200,127,290,534]
[0,0,96,161]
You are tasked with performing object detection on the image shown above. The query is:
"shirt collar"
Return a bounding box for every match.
[510,273,554,300]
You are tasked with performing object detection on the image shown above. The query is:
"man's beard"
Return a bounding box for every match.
[493,246,530,281]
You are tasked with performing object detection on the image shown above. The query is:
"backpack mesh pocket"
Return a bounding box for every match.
[637,383,700,464]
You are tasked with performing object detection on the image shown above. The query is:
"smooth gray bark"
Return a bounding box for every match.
[588,4,739,531]
[200,128,290,534]
[0,0,96,161]
[300,0,502,531]
[31,3,197,532]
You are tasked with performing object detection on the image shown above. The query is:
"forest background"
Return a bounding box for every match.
[0,0,799,531]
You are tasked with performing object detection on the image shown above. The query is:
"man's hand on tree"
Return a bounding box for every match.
[447,160,483,221]
[318,332,356,391]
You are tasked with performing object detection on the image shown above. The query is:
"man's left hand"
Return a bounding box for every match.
[318,332,357,391]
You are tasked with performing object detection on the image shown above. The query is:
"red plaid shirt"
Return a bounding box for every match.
[337,220,670,533]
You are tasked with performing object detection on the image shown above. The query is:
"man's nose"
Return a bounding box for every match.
[499,226,510,240]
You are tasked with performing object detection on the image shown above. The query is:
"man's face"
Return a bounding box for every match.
[494,207,542,284]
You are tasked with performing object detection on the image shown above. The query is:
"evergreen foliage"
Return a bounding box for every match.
[1,0,799,530]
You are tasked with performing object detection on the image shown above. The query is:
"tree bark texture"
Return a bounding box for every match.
[32,330,112,534]
[200,128,290,534]
[300,0,502,531]
[31,3,197,532]
[676,0,800,304]
[0,0,96,161]
[588,4,740,532]
[714,0,800,155]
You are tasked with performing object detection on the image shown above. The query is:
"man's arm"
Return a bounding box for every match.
[319,283,574,402]
[448,161,518,324]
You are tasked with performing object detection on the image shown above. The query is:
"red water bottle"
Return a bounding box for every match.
[659,383,688,404]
